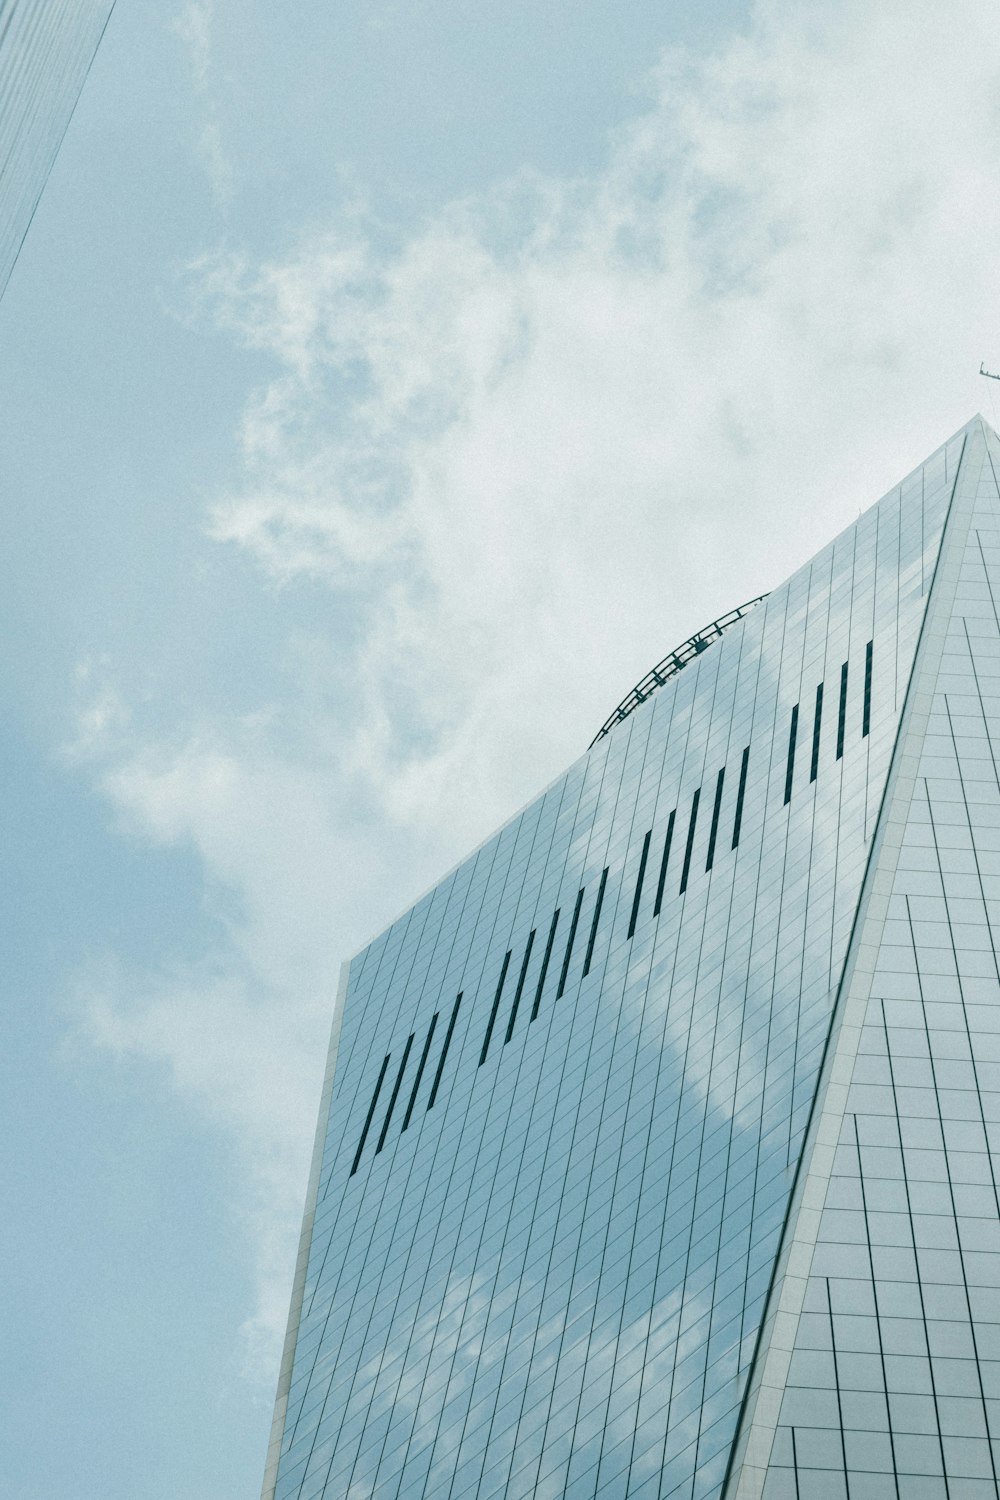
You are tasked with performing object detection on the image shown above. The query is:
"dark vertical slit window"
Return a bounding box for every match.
[479,951,512,1065]
[863,639,873,736]
[556,887,586,998]
[582,867,609,976]
[810,681,824,783]
[401,1012,438,1132]
[350,1053,392,1175]
[653,811,676,917]
[427,993,462,1111]
[504,929,536,1044]
[791,1429,800,1494]
[678,788,701,895]
[627,831,652,939]
[376,1034,414,1153]
[783,704,799,806]
[705,768,726,871]
[530,909,560,1021]
[731,746,750,849]
[836,661,848,759]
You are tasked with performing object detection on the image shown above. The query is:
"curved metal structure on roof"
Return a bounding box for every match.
[589,595,769,748]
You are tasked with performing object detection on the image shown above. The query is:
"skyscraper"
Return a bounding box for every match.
[0,0,115,301]
[264,415,1000,1499]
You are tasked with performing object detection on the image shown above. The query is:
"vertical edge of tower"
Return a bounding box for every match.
[261,959,353,1500]
[724,417,991,1499]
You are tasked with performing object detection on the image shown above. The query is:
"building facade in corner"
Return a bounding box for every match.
[0,0,115,299]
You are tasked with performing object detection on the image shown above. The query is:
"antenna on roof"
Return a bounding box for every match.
[981,362,1000,381]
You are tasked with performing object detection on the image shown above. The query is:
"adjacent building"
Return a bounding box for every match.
[264,415,1000,1499]
[0,0,114,299]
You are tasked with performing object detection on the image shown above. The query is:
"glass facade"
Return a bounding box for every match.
[0,0,114,299]
[264,417,1000,1500]
[753,421,1000,1500]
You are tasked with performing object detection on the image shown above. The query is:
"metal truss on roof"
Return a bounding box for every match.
[589,595,769,748]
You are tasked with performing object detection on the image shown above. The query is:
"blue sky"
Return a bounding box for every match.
[4,2,1000,1496]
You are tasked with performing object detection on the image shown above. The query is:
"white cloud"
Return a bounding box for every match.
[68,658,131,760]
[172,1,212,90]
[195,0,1000,820]
[173,0,234,204]
[80,0,1000,1383]
[83,963,320,1378]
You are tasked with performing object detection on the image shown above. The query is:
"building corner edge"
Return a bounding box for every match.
[722,418,988,1499]
[260,959,352,1500]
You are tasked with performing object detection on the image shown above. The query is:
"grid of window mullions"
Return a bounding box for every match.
[289,824,530,1446]
[293,762,617,1488]
[342,633,880,1177]
[273,445,965,1500]
[765,449,1000,1498]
